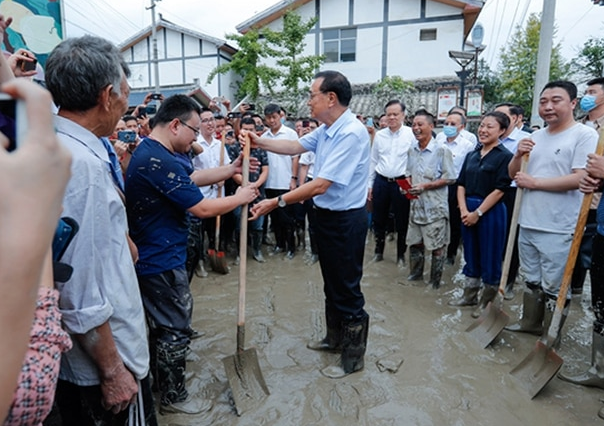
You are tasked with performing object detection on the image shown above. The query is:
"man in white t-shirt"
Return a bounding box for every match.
[505,81,598,347]
[263,103,299,259]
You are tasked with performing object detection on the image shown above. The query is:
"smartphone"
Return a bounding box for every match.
[366,117,374,127]
[117,130,137,143]
[0,94,26,152]
[302,120,310,128]
[144,104,157,116]
[227,112,242,119]
[225,130,235,138]
[150,93,162,100]
[20,57,37,72]
[255,124,264,132]
[247,104,256,111]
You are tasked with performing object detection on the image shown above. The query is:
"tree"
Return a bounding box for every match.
[368,76,416,117]
[475,58,502,111]
[262,11,325,115]
[497,13,570,117]
[571,37,604,82]
[206,29,280,100]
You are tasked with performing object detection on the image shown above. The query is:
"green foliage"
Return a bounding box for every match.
[571,37,604,82]
[496,14,570,117]
[206,29,280,100]
[370,76,416,114]
[475,59,502,111]
[262,11,325,115]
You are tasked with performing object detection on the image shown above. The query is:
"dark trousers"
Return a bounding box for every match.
[592,234,604,333]
[447,184,462,259]
[44,375,157,426]
[372,174,410,257]
[185,218,202,282]
[315,206,368,321]
[461,197,507,286]
[502,187,520,285]
[266,188,295,251]
[304,196,318,254]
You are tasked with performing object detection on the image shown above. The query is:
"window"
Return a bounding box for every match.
[420,28,437,41]
[323,28,357,63]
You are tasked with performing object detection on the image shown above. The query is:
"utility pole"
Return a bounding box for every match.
[146,0,161,94]
[530,0,555,127]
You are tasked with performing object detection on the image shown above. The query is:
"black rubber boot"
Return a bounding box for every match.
[448,277,480,306]
[157,342,211,414]
[429,252,446,289]
[559,322,604,389]
[407,245,425,281]
[505,282,545,335]
[307,310,342,353]
[251,230,265,263]
[396,231,407,267]
[540,294,570,349]
[321,313,369,379]
[373,237,385,262]
[471,285,498,318]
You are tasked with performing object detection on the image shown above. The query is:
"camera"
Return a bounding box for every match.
[0,94,26,152]
[18,52,37,72]
[227,112,242,119]
[247,104,255,111]
[117,130,137,143]
[225,130,235,138]
[302,120,310,128]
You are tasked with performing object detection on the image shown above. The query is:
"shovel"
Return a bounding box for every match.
[466,154,528,348]
[223,133,269,415]
[208,136,230,274]
[510,130,604,398]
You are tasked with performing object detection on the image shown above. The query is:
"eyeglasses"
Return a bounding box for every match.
[179,119,200,137]
[200,118,215,124]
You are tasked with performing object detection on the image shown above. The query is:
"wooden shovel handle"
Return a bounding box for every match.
[498,154,529,294]
[236,133,251,352]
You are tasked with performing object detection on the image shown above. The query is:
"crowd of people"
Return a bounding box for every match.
[3,23,604,424]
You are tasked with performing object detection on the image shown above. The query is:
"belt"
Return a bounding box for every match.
[377,173,405,182]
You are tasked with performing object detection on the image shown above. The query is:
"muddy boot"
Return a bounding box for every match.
[504,282,545,335]
[307,311,342,353]
[559,323,604,389]
[471,285,498,318]
[407,246,425,281]
[372,237,385,262]
[539,294,570,349]
[251,231,265,263]
[396,232,406,268]
[321,313,369,379]
[157,342,212,415]
[429,252,445,289]
[448,277,480,306]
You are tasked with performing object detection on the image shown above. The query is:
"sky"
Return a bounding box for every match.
[62,0,604,70]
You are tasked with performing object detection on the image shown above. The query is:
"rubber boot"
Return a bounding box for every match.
[373,237,385,262]
[448,277,480,306]
[396,232,406,268]
[504,282,545,335]
[407,246,425,281]
[251,230,265,263]
[429,252,446,289]
[307,310,342,353]
[472,285,498,318]
[559,323,604,389]
[157,342,212,415]
[539,294,570,349]
[321,313,369,379]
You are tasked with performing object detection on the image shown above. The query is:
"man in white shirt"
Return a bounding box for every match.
[263,103,299,259]
[440,111,475,265]
[435,105,478,147]
[367,100,415,267]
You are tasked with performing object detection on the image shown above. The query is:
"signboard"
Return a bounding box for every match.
[466,89,483,117]
[437,87,458,121]
[0,0,63,68]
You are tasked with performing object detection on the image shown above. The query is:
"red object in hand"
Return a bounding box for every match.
[396,179,418,200]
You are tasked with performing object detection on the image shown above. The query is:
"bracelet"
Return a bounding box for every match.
[291,176,298,180]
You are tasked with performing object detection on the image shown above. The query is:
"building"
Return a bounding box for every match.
[119,15,238,106]
[237,0,484,117]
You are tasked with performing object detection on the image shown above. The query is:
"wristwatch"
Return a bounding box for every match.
[476,208,483,218]
[277,195,287,208]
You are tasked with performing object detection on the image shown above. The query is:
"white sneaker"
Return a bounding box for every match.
[194,263,208,278]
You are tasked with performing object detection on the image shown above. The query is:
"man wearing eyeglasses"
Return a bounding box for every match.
[247,71,370,379]
[125,95,257,414]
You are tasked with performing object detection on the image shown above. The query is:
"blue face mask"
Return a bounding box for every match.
[443,125,458,138]
[581,94,597,112]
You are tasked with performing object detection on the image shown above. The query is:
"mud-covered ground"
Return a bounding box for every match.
[161,236,603,426]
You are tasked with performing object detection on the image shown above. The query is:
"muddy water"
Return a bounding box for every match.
[162,238,602,425]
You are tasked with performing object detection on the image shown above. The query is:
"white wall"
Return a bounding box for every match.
[354,0,384,26]
[389,0,421,21]
[426,0,460,17]
[321,0,349,28]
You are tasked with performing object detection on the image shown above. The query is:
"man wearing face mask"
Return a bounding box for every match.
[440,111,475,265]
[582,77,604,131]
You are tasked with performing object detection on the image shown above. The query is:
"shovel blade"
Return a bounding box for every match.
[214,251,230,275]
[223,348,269,416]
[510,341,563,399]
[465,301,509,348]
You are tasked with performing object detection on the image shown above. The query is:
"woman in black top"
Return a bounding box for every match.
[448,111,513,318]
